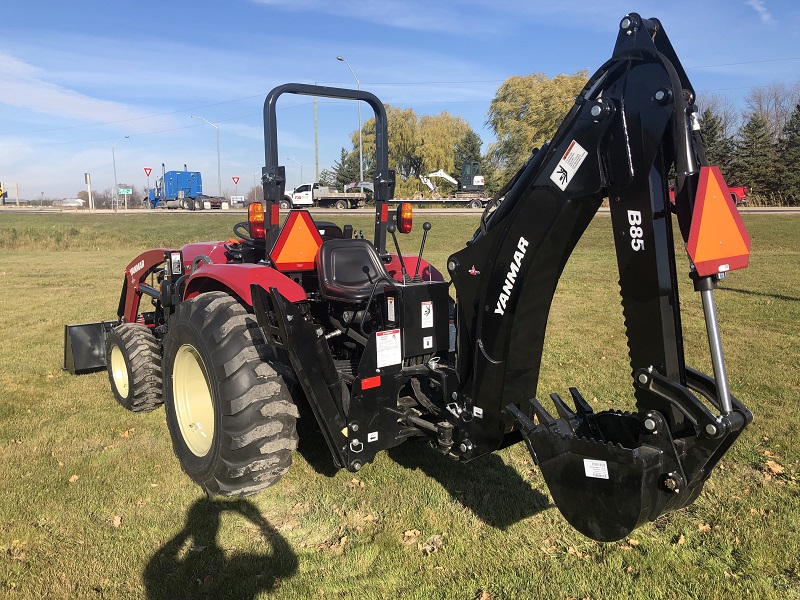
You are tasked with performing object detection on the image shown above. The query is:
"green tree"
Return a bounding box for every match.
[699,107,735,180]
[321,148,362,189]
[353,105,484,197]
[778,102,800,202]
[487,71,588,178]
[731,112,778,198]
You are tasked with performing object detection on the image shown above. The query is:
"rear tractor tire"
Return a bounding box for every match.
[162,292,299,496]
[105,323,163,413]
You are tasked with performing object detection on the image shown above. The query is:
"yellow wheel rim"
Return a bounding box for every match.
[110,344,129,398]
[173,344,215,457]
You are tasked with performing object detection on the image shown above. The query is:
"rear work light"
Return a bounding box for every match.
[248,202,265,239]
[397,202,413,233]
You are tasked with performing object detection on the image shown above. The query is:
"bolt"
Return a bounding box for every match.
[350,423,359,433]
[638,373,649,385]
[654,90,666,102]
[664,476,679,492]
[451,391,458,400]
[447,260,457,272]
[620,17,631,30]
[590,105,602,118]
[644,418,657,432]
[705,423,718,436]
[351,460,362,471]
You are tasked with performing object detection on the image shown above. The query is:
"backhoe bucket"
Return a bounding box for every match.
[508,390,679,542]
[63,321,115,375]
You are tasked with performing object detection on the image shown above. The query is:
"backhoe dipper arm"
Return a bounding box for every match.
[448,14,752,541]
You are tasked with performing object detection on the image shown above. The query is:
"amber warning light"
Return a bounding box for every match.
[248,203,265,239]
[687,166,751,277]
[397,202,413,233]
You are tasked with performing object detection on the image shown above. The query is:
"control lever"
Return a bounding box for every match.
[413,222,432,281]
[386,224,411,283]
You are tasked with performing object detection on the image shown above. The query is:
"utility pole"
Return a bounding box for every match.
[337,56,363,187]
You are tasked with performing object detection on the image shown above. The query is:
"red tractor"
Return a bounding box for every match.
[65,13,753,542]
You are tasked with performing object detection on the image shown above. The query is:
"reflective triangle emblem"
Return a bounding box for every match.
[687,166,751,277]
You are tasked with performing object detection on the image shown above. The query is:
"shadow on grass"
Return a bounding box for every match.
[387,441,550,529]
[143,498,297,600]
[294,404,341,477]
[719,285,800,303]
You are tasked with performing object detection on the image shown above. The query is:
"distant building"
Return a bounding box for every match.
[55,198,86,207]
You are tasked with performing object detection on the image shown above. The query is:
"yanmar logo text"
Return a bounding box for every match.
[494,237,529,316]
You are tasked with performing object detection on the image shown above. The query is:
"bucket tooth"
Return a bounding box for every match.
[568,388,606,442]
[528,397,573,437]
[549,392,577,423]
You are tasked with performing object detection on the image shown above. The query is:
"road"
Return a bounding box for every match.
[1,206,798,216]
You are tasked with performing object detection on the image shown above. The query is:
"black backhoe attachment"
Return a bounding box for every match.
[448,14,752,541]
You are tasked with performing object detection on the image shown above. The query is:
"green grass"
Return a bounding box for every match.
[0,211,798,599]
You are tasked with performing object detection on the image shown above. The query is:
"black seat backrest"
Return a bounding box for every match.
[315,221,344,240]
[316,239,389,301]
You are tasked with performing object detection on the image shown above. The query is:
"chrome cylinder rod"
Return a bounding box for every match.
[700,287,733,415]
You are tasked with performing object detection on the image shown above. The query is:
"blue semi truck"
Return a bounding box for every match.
[146,167,225,210]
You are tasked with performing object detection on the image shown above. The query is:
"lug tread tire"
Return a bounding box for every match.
[106,324,163,413]
[164,292,299,497]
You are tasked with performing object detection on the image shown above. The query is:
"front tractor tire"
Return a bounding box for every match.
[162,292,299,497]
[105,323,163,413]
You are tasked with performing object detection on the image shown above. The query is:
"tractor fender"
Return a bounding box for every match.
[184,263,306,306]
[180,242,230,268]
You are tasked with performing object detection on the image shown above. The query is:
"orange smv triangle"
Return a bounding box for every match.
[270,211,323,271]
[686,166,751,277]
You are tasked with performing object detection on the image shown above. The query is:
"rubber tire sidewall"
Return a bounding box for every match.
[105,323,163,412]
[163,302,223,480]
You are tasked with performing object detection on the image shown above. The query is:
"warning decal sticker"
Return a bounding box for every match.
[550,140,589,191]
[583,458,610,480]
[376,329,402,368]
[421,301,433,329]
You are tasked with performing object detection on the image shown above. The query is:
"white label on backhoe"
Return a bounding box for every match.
[387,297,396,322]
[583,459,610,480]
[376,329,401,368]
[421,301,433,328]
[550,140,589,191]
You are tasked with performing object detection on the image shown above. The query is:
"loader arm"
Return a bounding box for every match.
[448,14,752,541]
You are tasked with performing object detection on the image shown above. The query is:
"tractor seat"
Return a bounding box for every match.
[316,239,390,302]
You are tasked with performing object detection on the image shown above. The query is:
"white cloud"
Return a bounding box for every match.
[0,53,162,128]
[745,0,774,23]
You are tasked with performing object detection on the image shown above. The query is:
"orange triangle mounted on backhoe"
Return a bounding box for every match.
[686,166,751,277]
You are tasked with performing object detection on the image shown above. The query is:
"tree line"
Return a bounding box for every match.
[322,73,799,205]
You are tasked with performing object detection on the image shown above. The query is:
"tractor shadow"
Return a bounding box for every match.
[387,441,550,529]
[294,401,340,477]
[143,498,297,600]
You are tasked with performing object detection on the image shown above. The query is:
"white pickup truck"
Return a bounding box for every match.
[282,183,366,209]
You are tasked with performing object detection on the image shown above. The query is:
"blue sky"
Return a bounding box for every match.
[1,0,798,199]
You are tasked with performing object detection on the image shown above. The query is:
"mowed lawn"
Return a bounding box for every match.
[0,210,798,599]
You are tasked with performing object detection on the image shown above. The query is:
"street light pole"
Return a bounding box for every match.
[112,135,129,211]
[337,56,363,187]
[191,115,221,197]
[286,157,303,186]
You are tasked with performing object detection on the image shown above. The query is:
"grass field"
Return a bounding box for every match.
[0,211,798,599]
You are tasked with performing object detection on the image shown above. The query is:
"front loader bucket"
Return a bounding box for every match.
[63,321,115,375]
[508,390,683,542]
